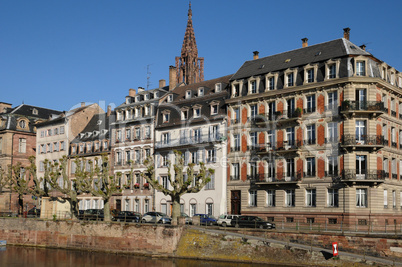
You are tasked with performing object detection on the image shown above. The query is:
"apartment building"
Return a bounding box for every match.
[154,75,231,217]
[0,103,61,212]
[69,109,114,210]
[226,28,402,226]
[110,86,168,213]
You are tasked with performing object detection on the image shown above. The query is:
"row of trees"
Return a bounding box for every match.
[0,151,214,225]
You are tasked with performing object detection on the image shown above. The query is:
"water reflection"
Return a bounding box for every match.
[0,246,277,267]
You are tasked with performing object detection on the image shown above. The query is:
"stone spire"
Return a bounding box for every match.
[175,2,204,85]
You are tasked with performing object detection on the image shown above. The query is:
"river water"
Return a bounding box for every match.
[0,246,279,267]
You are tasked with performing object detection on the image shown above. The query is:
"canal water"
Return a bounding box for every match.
[0,246,280,267]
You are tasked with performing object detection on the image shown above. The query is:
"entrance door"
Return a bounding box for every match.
[116,199,121,211]
[231,190,241,215]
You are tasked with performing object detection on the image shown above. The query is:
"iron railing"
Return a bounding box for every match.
[341,134,384,146]
[342,170,386,181]
[341,101,385,112]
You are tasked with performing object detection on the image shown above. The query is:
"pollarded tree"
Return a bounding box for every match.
[7,162,32,215]
[26,156,50,200]
[45,156,80,219]
[0,166,10,196]
[75,154,122,222]
[142,151,214,225]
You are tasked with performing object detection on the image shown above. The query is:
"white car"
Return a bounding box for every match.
[217,214,240,227]
[141,212,171,224]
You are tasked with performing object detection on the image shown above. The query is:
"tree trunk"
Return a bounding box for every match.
[69,197,78,220]
[171,194,181,226]
[18,194,23,216]
[103,199,111,222]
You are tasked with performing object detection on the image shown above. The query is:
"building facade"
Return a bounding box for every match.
[154,75,231,217]
[226,28,402,226]
[110,86,168,213]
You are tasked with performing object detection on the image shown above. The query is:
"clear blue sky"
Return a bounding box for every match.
[1,0,402,112]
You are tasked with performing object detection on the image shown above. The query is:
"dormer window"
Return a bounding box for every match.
[32,108,38,115]
[304,64,318,84]
[356,61,366,76]
[215,83,222,92]
[136,96,140,102]
[144,94,149,100]
[325,59,340,80]
[162,111,170,123]
[249,80,257,94]
[329,65,336,78]
[125,97,131,104]
[211,102,219,115]
[79,133,85,139]
[193,106,201,118]
[232,83,241,97]
[307,69,314,83]
[265,73,278,91]
[186,90,192,99]
[181,109,189,120]
[287,73,294,87]
[154,92,159,98]
[18,120,26,129]
[198,88,204,96]
[167,95,173,102]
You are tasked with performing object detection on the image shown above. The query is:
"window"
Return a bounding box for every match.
[116,151,122,165]
[250,104,257,118]
[211,104,219,115]
[145,126,151,139]
[190,204,197,217]
[268,102,276,120]
[306,125,316,144]
[198,88,204,96]
[328,92,338,110]
[232,163,240,180]
[285,189,295,207]
[287,98,295,116]
[116,130,122,141]
[356,188,367,207]
[356,61,366,76]
[181,110,188,120]
[215,83,222,92]
[39,161,45,172]
[329,64,336,79]
[18,120,26,129]
[233,134,240,151]
[267,130,275,149]
[207,149,216,163]
[307,69,314,83]
[163,113,170,123]
[54,128,58,135]
[286,158,295,179]
[250,132,257,147]
[306,95,316,113]
[267,190,275,207]
[356,155,367,179]
[249,190,257,207]
[268,76,275,90]
[191,151,198,164]
[53,142,59,152]
[306,189,316,207]
[144,199,149,213]
[167,95,173,102]
[286,127,295,146]
[287,72,294,87]
[18,138,26,153]
[328,122,338,143]
[60,141,65,151]
[306,157,316,177]
[328,189,339,207]
[250,80,257,94]
[186,91,192,99]
[209,125,219,141]
[126,129,131,140]
[206,203,213,216]
[47,129,52,136]
[193,128,201,142]
[356,89,367,109]
[384,189,388,208]
[327,156,338,176]
[194,107,201,118]
[234,108,240,123]
[355,120,366,143]
[205,174,215,190]
[393,190,396,209]
[161,154,168,167]
[60,126,65,134]
[161,204,167,214]
[161,176,169,189]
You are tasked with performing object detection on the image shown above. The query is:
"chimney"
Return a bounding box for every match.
[253,51,259,60]
[0,102,12,113]
[138,87,145,93]
[81,102,85,107]
[107,105,112,117]
[159,79,166,88]
[169,65,177,91]
[360,44,366,51]
[129,88,136,97]
[343,27,350,40]
[302,38,308,48]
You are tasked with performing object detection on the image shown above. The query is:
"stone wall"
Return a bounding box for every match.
[0,218,182,256]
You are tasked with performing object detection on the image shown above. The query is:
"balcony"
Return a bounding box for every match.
[230,175,240,181]
[276,110,302,125]
[325,137,339,144]
[249,172,301,184]
[325,170,339,178]
[304,171,316,178]
[304,138,316,145]
[303,107,316,115]
[391,110,397,117]
[340,101,385,117]
[276,140,302,154]
[156,134,224,149]
[230,146,241,152]
[341,169,386,183]
[341,134,384,150]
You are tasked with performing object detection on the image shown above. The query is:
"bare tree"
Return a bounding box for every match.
[142,151,214,225]
[45,156,80,219]
[6,162,31,215]
[26,156,50,200]
[0,166,10,196]
[75,154,122,222]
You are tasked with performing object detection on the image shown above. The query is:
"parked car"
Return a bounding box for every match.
[233,216,275,229]
[78,209,104,221]
[181,212,191,224]
[27,207,40,218]
[192,214,217,226]
[141,212,171,224]
[217,214,240,227]
[112,211,141,222]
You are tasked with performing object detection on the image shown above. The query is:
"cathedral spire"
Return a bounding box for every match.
[175,2,204,85]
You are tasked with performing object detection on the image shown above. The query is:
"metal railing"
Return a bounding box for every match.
[341,134,384,146]
[341,101,385,112]
[156,134,224,148]
[249,172,301,182]
[342,169,386,181]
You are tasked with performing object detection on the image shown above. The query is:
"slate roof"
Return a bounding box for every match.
[7,104,61,120]
[230,38,371,81]
[70,113,114,143]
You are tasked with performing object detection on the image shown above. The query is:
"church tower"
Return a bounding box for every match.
[175,2,204,85]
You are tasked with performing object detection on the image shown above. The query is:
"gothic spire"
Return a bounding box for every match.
[175,2,204,85]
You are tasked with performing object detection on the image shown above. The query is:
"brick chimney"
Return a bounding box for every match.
[343,27,350,40]
[159,79,166,88]
[302,38,308,48]
[107,105,112,117]
[360,44,366,51]
[129,88,136,97]
[253,51,259,60]
[0,102,11,113]
[169,66,177,91]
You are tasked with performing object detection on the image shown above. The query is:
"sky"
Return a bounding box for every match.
[1,0,402,112]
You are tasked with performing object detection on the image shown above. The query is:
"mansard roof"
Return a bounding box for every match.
[71,112,114,143]
[231,38,371,81]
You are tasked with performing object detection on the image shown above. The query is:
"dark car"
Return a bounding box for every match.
[233,216,275,229]
[78,209,104,221]
[113,211,142,222]
[193,214,217,226]
[27,207,40,218]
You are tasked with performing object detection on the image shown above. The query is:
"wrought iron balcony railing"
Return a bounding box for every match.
[342,169,386,181]
[341,134,384,146]
[341,101,385,112]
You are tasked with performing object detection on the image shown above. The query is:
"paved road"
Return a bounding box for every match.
[192,226,402,266]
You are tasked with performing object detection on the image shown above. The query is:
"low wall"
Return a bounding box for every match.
[0,218,182,256]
